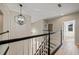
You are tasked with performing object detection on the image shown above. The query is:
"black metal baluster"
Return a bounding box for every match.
[48,30,50,55]
[61,30,62,45]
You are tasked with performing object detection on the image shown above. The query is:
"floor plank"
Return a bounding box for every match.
[55,36,79,55]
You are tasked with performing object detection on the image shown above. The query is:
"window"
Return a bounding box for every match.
[68,24,73,31]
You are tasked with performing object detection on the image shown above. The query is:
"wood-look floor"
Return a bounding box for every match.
[55,36,79,55]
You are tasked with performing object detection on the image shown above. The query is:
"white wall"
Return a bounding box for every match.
[0,5,32,55]
[0,14,3,41]
[31,20,45,54]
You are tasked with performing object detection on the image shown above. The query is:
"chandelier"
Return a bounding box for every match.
[15,4,25,25]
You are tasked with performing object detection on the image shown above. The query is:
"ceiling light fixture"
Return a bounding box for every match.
[57,4,64,16]
[15,4,25,25]
[58,4,62,8]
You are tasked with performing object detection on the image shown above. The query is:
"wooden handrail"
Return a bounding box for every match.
[0,30,9,35]
[0,30,62,55]
[0,32,56,45]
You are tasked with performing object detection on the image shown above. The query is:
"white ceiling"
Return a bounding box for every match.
[1,3,79,23]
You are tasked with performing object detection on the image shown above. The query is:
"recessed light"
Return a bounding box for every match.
[58,4,62,8]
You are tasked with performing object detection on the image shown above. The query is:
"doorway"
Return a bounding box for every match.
[63,20,78,54]
[64,20,75,41]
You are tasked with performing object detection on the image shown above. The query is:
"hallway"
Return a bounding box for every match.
[0,3,79,55]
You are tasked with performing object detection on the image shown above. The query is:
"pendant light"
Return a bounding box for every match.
[15,4,25,25]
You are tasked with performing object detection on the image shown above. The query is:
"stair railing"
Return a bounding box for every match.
[0,30,9,35]
[0,30,62,55]
[34,37,48,55]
